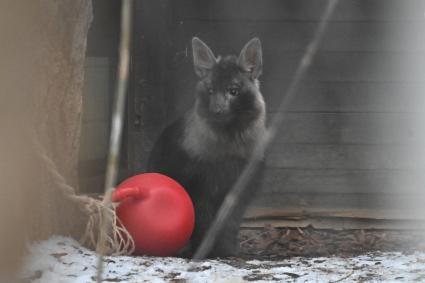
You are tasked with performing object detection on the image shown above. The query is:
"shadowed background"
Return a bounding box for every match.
[80,0,425,229]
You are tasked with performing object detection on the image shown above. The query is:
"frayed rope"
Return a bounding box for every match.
[31,131,135,256]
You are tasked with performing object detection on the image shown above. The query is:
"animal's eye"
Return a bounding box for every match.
[229,88,239,96]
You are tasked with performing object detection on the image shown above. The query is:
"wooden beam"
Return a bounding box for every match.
[241,218,425,230]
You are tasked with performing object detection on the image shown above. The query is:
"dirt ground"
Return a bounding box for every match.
[238,226,425,260]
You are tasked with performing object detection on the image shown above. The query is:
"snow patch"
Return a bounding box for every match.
[21,236,425,282]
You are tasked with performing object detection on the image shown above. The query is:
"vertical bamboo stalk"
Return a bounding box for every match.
[95,0,133,281]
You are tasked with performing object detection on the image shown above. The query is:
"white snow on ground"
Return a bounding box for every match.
[21,236,425,282]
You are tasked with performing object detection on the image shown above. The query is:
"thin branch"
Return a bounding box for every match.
[330,269,355,283]
[95,0,133,282]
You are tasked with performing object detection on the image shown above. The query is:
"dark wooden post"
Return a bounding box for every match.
[126,0,173,175]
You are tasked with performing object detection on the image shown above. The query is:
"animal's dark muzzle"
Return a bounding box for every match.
[209,94,228,114]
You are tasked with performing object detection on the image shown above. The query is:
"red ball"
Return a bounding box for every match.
[112,173,195,256]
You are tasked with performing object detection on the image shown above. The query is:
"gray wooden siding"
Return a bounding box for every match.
[79,57,111,193]
[152,0,425,221]
[78,0,425,228]
[79,0,120,193]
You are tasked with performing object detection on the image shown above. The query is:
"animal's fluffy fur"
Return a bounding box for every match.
[147,37,267,257]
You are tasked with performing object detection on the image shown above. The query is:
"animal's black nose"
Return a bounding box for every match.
[209,101,225,114]
[209,94,227,114]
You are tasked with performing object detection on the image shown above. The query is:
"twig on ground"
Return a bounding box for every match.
[330,269,355,283]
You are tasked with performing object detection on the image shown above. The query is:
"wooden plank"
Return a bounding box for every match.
[244,200,425,229]
[270,112,425,144]
[262,81,425,113]
[251,192,425,213]
[82,94,111,123]
[82,58,112,123]
[170,21,425,52]
[245,206,425,220]
[241,218,425,230]
[264,51,425,82]
[173,0,424,22]
[79,121,109,161]
[262,168,425,195]
[266,143,425,170]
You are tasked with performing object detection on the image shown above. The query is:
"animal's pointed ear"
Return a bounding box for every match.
[238,38,263,79]
[192,37,217,78]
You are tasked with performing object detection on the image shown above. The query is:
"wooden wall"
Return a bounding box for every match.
[79,0,120,193]
[127,0,425,227]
